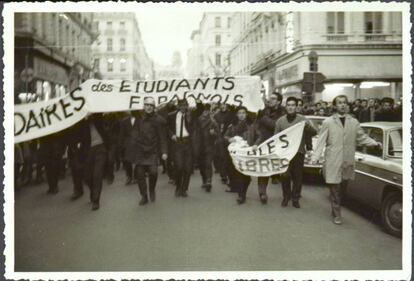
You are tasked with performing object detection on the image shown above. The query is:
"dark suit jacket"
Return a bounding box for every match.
[167,101,204,139]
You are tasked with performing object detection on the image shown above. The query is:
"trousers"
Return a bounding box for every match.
[135,165,158,199]
[173,140,193,194]
[199,151,213,185]
[280,153,305,202]
[85,144,107,204]
[328,180,349,218]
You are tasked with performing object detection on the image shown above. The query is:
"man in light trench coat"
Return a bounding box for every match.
[311,95,382,225]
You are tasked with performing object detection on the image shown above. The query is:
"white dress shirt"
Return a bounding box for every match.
[176,111,189,138]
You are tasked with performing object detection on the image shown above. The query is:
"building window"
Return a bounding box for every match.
[106,21,112,29]
[120,58,126,72]
[215,16,221,28]
[227,17,231,28]
[120,21,125,29]
[215,35,221,46]
[365,12,383,33]
[107,38,113,51]
[107,58,114,72]
[215,53,221,67]
[327,12,344,34]
[120,38,126,51]
[94,58,100,69]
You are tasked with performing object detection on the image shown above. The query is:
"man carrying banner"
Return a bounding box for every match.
[274,97,317,208]
[225,106,255,204]
[311,95,382,225]
[214,103,236,186]
[197,104,219,192]
[132,97,168,205]
[84,113,110,211]
[119,111,137,185]
[254,91,285,204]
[168,98,203,197]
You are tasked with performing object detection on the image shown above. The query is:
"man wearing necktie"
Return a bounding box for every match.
[168,98,203,197]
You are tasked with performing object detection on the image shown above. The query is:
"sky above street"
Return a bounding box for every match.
[135,10,204,67]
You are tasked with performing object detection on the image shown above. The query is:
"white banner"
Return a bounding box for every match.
[228,122,305,177]
[14,89,88,144]
[14,76,264,143]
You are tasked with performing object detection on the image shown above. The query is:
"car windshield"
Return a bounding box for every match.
[308,118,325,133]
[388,129,402,158]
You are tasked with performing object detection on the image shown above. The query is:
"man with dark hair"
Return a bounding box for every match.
[119,111,137,185]
[358,99,369,122]
[168,98,203,197]
[73,113,110,210]
[351,99,362,119]
[214,103,236,185]
[133,97,168,205]
[275,97,317,208]
[197,104,219,192]
[296,98,305,114]
[375,97,399,121]
[312,95,381,224]
[254,91,285,204]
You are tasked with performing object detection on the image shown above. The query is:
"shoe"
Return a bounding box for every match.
[71,192,83,201]
[91,202,100,210]
[221,177,228,185]
[281,198,289,207]
[107,177,114,185]
[201,184,206,189]
[292,201,300,208]
[259,194,268,204]
[205,184,212,193]
[125,177,132,185]
[139,197,148,206]
[333,216,342,225]
[175,189,180,197]
[168,179,175,185]
[237,196,246,204]
[181,191,188,197]
[149,191,156,202]
[47,189,58,195]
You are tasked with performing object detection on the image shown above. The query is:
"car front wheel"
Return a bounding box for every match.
[381,191,402,237]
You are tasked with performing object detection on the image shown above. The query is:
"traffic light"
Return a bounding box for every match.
[302,72,326,93]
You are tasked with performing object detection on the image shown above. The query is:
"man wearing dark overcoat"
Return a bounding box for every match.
[197,104,219,192]
[167,98,203,197]
[132,97,168,205]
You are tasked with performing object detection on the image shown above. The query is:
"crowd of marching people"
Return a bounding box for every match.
[14,93,400,224]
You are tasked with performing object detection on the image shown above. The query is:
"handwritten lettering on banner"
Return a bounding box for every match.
[14,88,88,144]
[82,76,263,113]
[14,76,264,143]
[228,122,305,177]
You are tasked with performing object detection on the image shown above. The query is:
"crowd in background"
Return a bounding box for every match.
[14,95,402,209]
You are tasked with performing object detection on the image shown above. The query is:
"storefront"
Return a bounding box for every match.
[273,49,402,104]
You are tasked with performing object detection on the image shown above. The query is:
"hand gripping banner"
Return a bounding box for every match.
[14,76,264,143]
[228,122,305,177]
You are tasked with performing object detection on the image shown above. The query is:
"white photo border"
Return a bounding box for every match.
[3,1,412,280]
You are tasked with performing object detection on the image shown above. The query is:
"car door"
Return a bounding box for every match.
[347,127,387,210]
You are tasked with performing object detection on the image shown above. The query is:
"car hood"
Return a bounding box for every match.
[385,158,402,174]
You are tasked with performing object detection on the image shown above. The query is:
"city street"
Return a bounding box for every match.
[14,168,402,272]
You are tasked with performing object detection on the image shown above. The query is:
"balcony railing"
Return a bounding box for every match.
[364,34,387,41]
[322,33,402,43]
[325,34,349,42]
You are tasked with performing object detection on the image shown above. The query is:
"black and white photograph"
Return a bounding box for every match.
[3,2,412,280]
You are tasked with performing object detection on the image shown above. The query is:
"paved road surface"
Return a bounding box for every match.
[14,169,402,271]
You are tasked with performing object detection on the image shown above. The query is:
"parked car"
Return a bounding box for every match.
[303,118,402,237]
[348,122,402,237]
[304,116,327,172]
